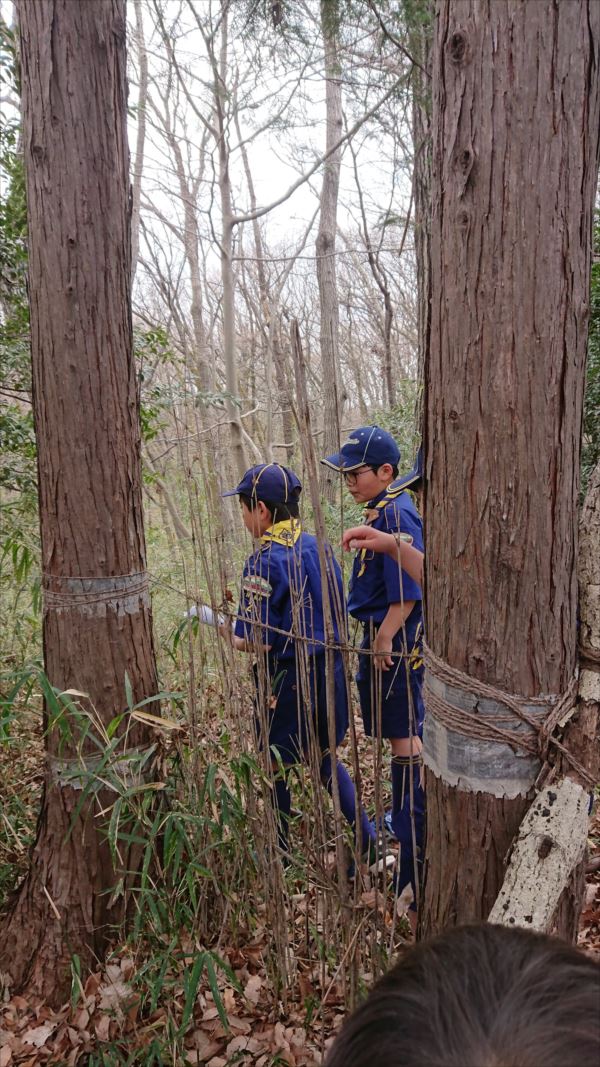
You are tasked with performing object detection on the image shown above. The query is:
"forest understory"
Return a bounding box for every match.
[1,680,599,1067]
[0,675,412,1066]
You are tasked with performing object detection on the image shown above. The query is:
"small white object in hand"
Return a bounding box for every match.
[185,603,227,627]
[349,539,361,550]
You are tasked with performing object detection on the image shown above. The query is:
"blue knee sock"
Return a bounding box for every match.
[273,774,292,853]
[391,755,425,904]
[320,755,375,853]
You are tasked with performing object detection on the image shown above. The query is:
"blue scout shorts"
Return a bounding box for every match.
[253,652,349,764]
[356,618,424,740]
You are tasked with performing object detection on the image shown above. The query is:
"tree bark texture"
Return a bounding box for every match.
[318,0,343,504]
[130,0,148,283]
[422,0,600,935]
[2,0,159,1003]
[488,778,590,932]
[553,461,600,938]
[410,3,432,428]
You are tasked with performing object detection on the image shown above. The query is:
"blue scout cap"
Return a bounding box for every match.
[222,463,302,504]
[395,445,423,490]
[321,425,401,472]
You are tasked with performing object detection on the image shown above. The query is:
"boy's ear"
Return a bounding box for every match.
[378,462,393,480]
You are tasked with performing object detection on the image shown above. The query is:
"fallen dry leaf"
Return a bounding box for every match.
[98,979,133,1012]
[94,1014,111,1042]
[189,1030,223,1060]
[84,973,101,997]
[21,1023,56,1048]
[244,974,262,1005]
[227,1035,264,1056]
[227,1015,252,1035]
[74,1007,91,1032]
[222,987,236,1013]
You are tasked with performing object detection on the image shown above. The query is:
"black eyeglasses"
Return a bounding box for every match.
[343,466,375,486]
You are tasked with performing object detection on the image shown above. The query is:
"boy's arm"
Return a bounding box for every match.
[373,601,415,670]
[342,526,423,585]
[221,553,276,653]
[221,627,271,653]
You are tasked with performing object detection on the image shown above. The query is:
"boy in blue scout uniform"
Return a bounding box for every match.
[222,462,376,862]
[322,429,425,915]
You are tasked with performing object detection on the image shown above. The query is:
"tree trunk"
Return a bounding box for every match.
[318,0,343,504]
[236,124,296,463]
[409,1,432,428]
[553,459,600,938]
[421,0,600,936]
[130,0,148,283]
[216,10,246,480]
[1,0,159,1004]
[489,465,600,938]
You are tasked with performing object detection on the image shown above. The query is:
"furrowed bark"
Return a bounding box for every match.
[421,0,600,935]
[1,0,159,1003]
[492,463,600,936]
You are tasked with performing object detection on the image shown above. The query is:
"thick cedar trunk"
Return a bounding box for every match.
[489,469,600,938]
[410,4,432,423]
[130,0,148,282]
[318,0,343,504]
[1,0,159,1002]
[422,0,600,935]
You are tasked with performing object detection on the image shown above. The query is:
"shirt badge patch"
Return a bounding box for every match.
[242,575,272,598]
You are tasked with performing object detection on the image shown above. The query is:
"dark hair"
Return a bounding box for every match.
[371,463,399,479]
[239,493,300,522]
[324,924,600,1067]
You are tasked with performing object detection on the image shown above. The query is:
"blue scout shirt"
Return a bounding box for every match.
[348,485,423,625]
[235,521,346,661]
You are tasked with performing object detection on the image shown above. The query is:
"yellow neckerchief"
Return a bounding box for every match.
[260,518,302,548]
[357,483,403,576]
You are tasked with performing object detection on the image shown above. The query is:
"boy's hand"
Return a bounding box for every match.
[342,526,399,556]
[342,525,379,551]
[218,621,233,642]
[373,629,394,671]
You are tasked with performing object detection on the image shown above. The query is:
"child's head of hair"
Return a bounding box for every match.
[369,462,399,480]
[324,923,600,1067]
[239,494,300,524]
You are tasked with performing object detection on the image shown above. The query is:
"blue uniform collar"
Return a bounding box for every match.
[363,485,395,524]
[366,488,389,509]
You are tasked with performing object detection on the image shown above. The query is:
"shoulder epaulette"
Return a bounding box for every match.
[382,478,407,500]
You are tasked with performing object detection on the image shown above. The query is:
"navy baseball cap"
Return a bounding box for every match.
[321,425,401,472]
[395,445,423,491]
[222,463,302,504]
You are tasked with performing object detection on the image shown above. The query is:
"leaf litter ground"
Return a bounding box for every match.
[1,702,598,1066]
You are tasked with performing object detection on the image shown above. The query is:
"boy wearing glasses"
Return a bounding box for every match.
[322,428,425,920]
